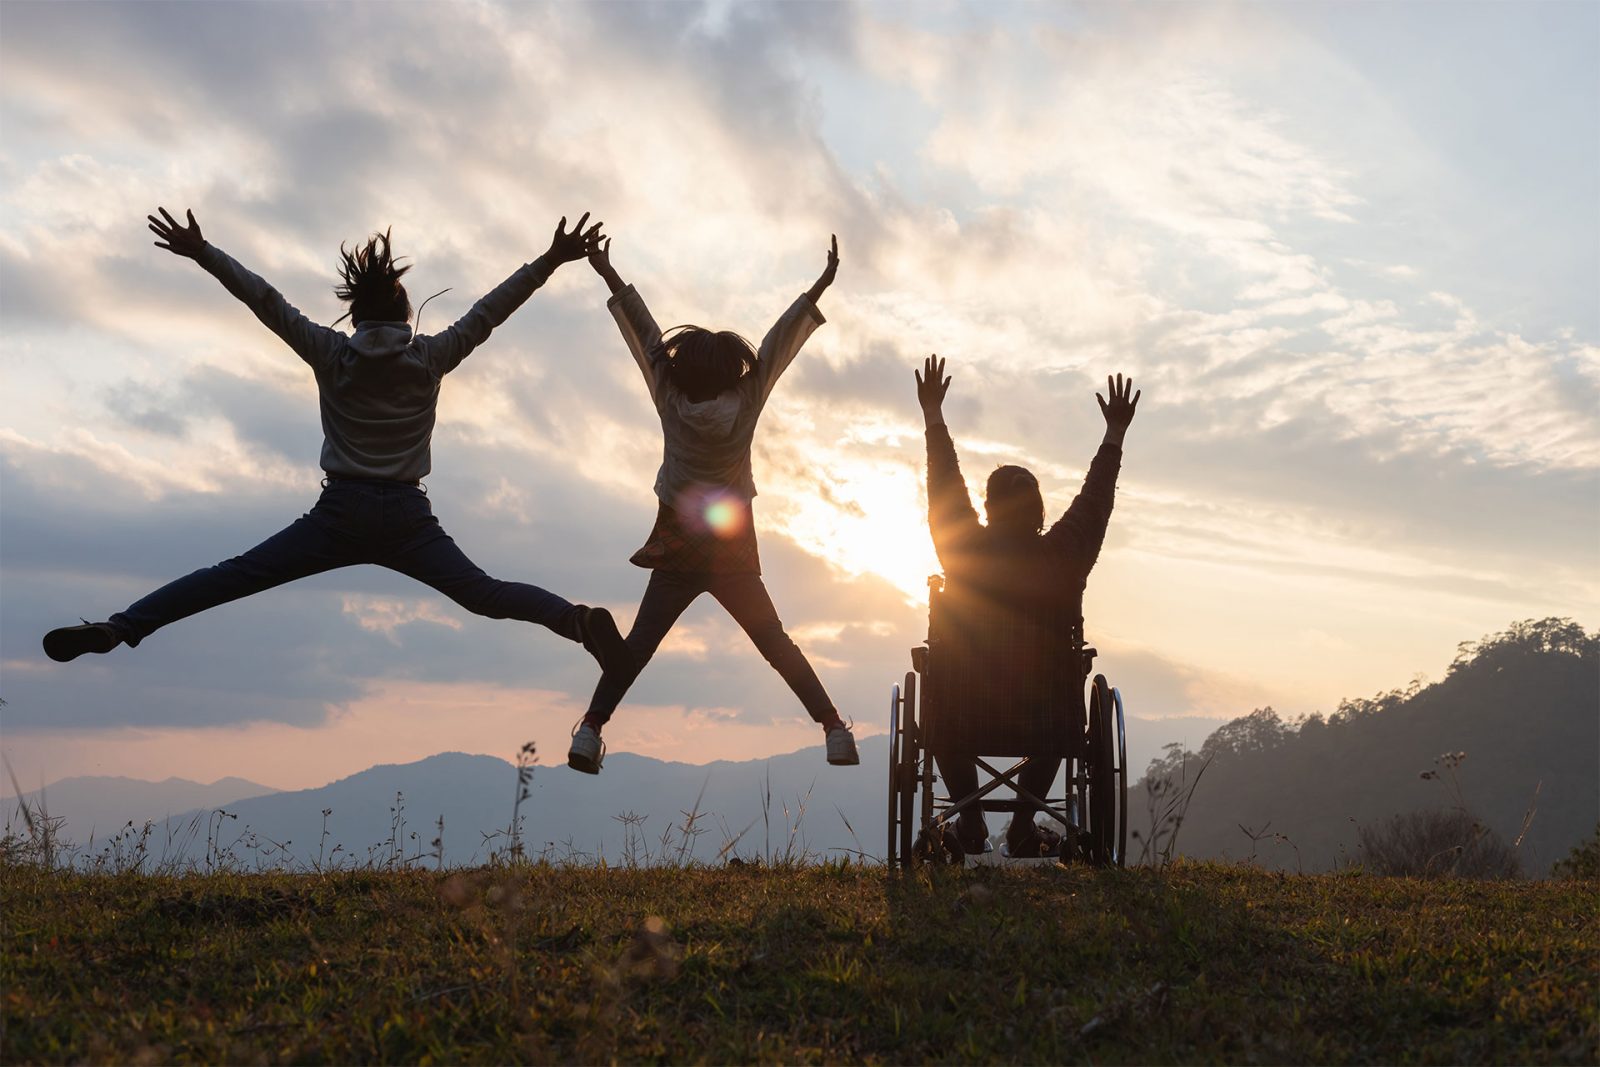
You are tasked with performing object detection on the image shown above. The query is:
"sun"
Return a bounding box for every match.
[769,455,943,604]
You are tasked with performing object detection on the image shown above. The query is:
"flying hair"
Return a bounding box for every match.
[661,325,757,402]
[332,227,413,326]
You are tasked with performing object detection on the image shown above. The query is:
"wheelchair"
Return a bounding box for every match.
[886,575,1128,867]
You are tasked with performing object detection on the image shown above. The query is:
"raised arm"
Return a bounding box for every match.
[591,238,666,404]
[1042,374,1139,569]
[589,235,627,298]
[804,233,839,306]
[754,234,835,405]
[917,354,982,564]
[150,206,342,371]
[424,212,603,376]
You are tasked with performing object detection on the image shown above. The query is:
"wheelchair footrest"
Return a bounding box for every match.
[941,798,1072,814]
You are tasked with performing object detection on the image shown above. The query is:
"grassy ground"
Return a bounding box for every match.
[3,860,1595,1064]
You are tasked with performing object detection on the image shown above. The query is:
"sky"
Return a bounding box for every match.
[1,1,1596,792]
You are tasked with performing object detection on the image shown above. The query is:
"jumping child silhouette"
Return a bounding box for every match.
[569,235,857,774]
[43,207,632,680]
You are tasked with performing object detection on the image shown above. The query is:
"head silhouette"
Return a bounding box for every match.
[662,325,756,402]
[985,464,1045,536]
[335,228,412,326]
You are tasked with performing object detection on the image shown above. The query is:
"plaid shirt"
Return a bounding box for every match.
[629,499,762,574]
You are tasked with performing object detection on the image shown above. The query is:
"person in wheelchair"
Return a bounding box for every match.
[914,354,1138,857]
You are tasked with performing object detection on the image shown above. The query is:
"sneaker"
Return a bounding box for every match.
[825,724,859,766]
[568,721,605,775]
[43,621,122,663]
[1002,822,1064,859]
[577,606,633,678]
[957,812,993,855]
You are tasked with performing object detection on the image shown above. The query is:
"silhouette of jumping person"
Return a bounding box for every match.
[916,354,1138,857]
[567,235,858,774]
[43,207,633,680]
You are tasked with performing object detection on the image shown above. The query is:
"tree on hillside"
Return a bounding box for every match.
[1449,618,1597,675]
[1136,618,1599,874]
[1198,707,1293,762]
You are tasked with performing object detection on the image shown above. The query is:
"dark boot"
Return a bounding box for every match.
[43,622,123,663]
[577,606,634,679]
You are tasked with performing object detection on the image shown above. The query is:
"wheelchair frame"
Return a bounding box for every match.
[886,578,1128,867]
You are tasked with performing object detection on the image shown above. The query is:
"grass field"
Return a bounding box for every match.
[3,860,1595,1064]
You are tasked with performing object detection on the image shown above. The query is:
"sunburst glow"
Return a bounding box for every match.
[769,454,944,603]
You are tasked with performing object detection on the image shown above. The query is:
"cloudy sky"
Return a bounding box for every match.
[2,1,1596,792]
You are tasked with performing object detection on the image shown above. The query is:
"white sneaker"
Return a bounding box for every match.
[825,724,859,766]
[568,722,605,774]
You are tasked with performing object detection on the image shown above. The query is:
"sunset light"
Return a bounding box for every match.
[770,444,940,604]
[2,1,1594,796]
[3,6,1595,1060]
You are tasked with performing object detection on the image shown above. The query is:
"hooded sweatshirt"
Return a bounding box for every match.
[604,283,825,505]
[196,242,555,482]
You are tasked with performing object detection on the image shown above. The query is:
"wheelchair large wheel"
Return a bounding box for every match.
[887,680,903,867]
[898,672,918,866]
[1087,675,1123,866]
[1112,685,1128,865]
[887,671,919,868]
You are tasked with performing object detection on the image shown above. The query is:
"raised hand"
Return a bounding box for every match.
[148,207,205,259]
[915,354,952,425]
[805,233,839,304]
[588,236,626,296]
[547,212,605,264]
[588,236,612,274]
[1096,373,1140,438]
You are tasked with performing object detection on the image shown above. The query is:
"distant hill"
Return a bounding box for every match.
[12,620,1589,874]
[1140,619,1599,874]
[2,774,277,845]
[5,711,1219,868]
[117,745,884,870]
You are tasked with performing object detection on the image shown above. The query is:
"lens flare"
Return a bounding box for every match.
[704,498,742,535]
[676,487,750,539]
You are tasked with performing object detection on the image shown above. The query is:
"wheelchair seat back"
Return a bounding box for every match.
[919,577,1089,758]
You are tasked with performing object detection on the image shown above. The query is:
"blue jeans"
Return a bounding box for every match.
[584,569,837,726]
[110,479,581,646]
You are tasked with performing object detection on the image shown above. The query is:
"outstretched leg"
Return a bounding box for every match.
[384,499,584,637]
[582,569,704,729]
[708,572,839,726]
[709,572,858,765]
[569,570,703,774]
[46,501,363,661]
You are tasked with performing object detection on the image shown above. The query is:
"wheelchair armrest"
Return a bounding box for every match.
[910,645,928,674]
[1081,646,1097,675]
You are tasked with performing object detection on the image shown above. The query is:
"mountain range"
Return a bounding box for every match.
[3,712,1223,866]
[7,620,1593,873]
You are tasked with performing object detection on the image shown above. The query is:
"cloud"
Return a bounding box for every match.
[1,2,1594,788]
